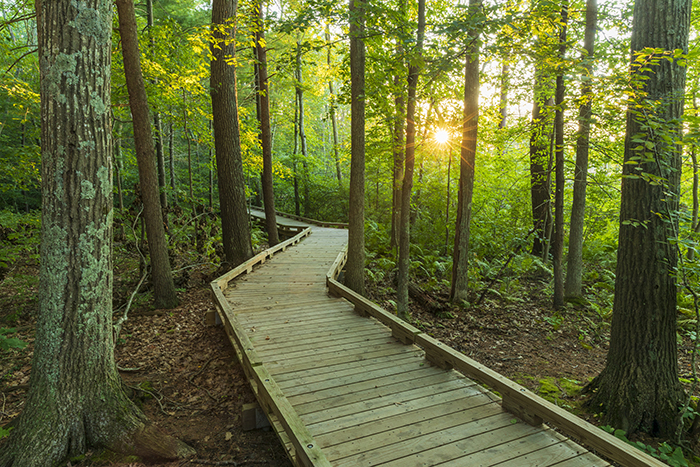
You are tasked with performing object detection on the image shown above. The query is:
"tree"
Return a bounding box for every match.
[396,0,426,320]
[565,0,597,298]
[117,0,179,309]
[552,3,567,310]
[345,0,366,294]
[211,0,254,266]
[450,0,481,304]
[0,1,193,464]
[586,0,691,437]
[254,0,279,246]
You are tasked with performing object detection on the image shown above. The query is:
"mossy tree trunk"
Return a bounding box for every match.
[587,0,691,437]
[116,0,179,309]
[0,1,194,465]
[210,0,254,267]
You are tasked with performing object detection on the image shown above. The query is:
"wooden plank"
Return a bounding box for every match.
[414,333,665,467]
[235,302,354,323]
[274,352,421,385]
[252,365,331,467]
[549,451,611,466]
[301,379,483,427]
[254,334,396,363]
[323,401,504,461]
[303,386,490,436]
[266,344,421,376]
[252,327,390,354]
[290,368,471,413]
[261,339,400,367]
[275,352,422,384]
[246,320,384,346]
[435,432,571,467]
[229,297,346,314]
[242,314,376,335]
[281,361,440,398]
[313,393,498,449]
[494,439,593,467]
[332,413,534,467]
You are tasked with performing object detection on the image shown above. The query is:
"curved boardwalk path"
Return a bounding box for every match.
[210,211,663,467]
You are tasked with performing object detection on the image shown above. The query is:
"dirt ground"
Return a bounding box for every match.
[1,256,698,466]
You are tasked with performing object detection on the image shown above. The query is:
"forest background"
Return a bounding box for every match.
[2,0,700,464]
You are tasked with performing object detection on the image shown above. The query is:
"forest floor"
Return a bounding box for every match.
[1,245,699,466]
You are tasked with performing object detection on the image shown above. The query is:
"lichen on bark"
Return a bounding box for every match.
[0,1,194,465]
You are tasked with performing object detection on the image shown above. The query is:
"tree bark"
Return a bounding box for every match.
[345,0,366,294]
[146,0,168,214]
[450,0,480,304]
[326,26,342,186]
[211,0,254,267]
[530,69,554,259]
[552,4,567,310]
[396,0,426,320]
[565,0,597,297]
[0,1,193,465]
[587,0,690,437]
[295,39,311,217]
[254,1,279,246]
[391,43,405,251]
[117,0,179,309]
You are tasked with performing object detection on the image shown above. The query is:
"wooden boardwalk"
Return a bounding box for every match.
[210,212,664,467]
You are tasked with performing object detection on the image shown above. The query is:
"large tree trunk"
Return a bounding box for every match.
[450,0,480,304]
[254,1,279,246]
[565,0,597,297]
[117,0,179,309]
[211,0,254,267]
[396,0,426,320]
[0,1,193,465]
[345,0,366,294]
[552,4,567,310]
[586,0,690,437]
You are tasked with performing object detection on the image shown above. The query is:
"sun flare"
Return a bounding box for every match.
[435,129,449,144]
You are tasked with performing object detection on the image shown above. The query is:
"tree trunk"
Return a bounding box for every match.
[499,60,509,129]
[254,1,279,246]
[168,119,177,207]
[117,0,179,310]
[146,0,168,215]
[391,43,405,251]
[530,70,554,259]
[565,0,597,297]
[587,0,690,437]
[396,0,426,320]
[211,0,254,267]
[295,39,311,217]
[0,1,193,465]
[450,0,480,304]
[292,96,301,216]
[552,4,567,311]
[326,26,342,186]
[345,0,366,294]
